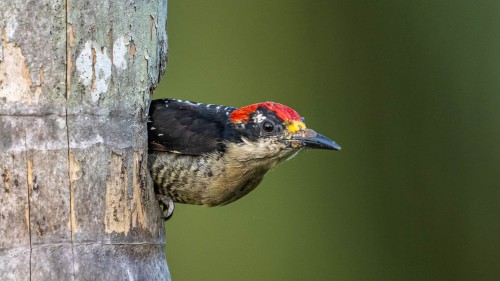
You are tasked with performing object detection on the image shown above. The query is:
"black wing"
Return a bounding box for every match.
[148,99,236,155]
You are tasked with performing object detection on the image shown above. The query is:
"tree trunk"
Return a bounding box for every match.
[0,0,170,280]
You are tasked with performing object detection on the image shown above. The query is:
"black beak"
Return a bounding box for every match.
[292,129,341,150]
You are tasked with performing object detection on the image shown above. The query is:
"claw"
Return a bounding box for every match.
[157,194,175,220]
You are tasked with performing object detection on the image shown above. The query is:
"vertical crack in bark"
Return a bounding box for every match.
[24,128,32,281]
[65,0,76,279]
[108,21,114,95]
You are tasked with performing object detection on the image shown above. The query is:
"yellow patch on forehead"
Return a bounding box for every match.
[286,120,306,133]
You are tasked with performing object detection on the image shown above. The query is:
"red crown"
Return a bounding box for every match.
[230,102,302,124]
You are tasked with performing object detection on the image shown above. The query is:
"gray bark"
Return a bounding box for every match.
[0,0,170,280]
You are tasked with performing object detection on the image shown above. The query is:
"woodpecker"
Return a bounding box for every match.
[148,98,340,219]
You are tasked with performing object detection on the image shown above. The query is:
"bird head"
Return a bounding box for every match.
[228,102,340,161]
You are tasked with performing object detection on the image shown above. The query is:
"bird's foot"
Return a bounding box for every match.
[157,194,174,221]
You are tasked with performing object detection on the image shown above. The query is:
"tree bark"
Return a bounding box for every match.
[0,0,170,280]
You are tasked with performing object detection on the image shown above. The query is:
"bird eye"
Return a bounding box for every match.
[262,121,274,133]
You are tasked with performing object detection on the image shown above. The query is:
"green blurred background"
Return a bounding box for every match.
[155,1,500,280]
